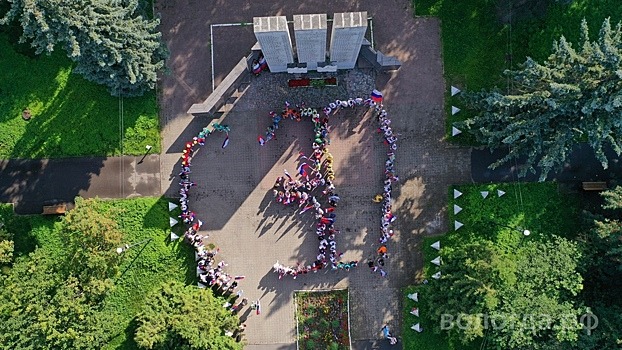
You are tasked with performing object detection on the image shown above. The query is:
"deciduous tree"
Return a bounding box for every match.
[61,197,123,301]
[426,237,584,348]
[135,281,242,350]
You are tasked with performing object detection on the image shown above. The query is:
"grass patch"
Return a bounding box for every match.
[402,182,580,349]
[447,182,580,248]
[295,289,351,350]
[0,31,160,158]
[1,198,194,349]
[413,0,622,143]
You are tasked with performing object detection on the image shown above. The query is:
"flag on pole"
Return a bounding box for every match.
[258,136,265,146]
[297,163,308,177]
[371,89,383,103]
[222,135,229,148]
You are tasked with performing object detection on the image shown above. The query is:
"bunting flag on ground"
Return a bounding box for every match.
[168,202,178,211]
[453,204,462,214]
[371,89,383,103]
[455,221,463,230]
[432,271,441,279]
[431,256,441,266]
[451,106,461,115]
[498,189,506,197]
[170,232,180,241]
[451,126,462,136]
[451,86,461,96]
[411,323,423,332]
[169,217,178,227]
[481,191,489,199]
[431,241,440,250]
[454,189,462,199]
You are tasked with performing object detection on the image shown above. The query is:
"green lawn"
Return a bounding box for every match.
[402,182,580,349]
[413,0,622,143]
[0,198,194,349]
[0,31,160,158]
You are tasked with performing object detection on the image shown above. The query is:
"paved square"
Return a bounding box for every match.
[157,0,472,347]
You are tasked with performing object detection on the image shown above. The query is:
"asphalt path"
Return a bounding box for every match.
[0,155,160,214]
[471,143,622,184]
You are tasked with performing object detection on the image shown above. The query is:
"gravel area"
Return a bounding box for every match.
[237,70,376,112]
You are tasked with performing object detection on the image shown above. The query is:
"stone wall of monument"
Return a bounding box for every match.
[253,16,294,73]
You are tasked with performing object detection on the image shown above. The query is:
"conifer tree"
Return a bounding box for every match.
[460,18,622,180]
[0,0,167,96]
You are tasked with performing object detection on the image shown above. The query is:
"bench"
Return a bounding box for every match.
[582,182,607,191]
[42,203,67,215]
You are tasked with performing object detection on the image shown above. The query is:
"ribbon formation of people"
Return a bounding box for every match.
[173,90,399,292]
[262,90,400,279]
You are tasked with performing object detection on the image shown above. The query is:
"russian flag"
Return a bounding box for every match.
[371,89,383,103]
[297,163,309,177]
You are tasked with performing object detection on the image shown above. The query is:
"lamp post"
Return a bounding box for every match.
[496,223,530,237]
[137,145,153,164]
[116,238,153,254]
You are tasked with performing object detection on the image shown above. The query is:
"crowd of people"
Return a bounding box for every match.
[262,91,399,279]
[367,91,400,277]
[267,102,348,277]
[266,95,392,278]
[175,122,247,342]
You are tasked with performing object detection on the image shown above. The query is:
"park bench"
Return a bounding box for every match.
[582,182,607,191]
[42,203,67,215]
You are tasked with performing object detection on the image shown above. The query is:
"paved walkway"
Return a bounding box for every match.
[0,155,160,214]
[472,143,622,184]
[157,0,472,347]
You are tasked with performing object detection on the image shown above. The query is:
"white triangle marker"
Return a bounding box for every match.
[451,106,461,115]
[170,232,180,241]
[431,256,441,266]
[481,191,489,199]
[454,189,462,199]
[169,217,178,227]
[168,202,178,211]
[455,221,463,230]
[432,271,441,279]
[452,126,462,136]
[451,86,461,96]
[431,241,440,250]
[411,323,423,332]
[410,308,419,316]
[407,293,418,302]
[454,204,462,214]
[498,189,506,197]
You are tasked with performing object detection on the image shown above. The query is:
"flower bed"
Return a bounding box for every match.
[288,77,337,88]
[295,289,351,350]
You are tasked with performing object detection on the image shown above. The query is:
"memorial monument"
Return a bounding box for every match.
[293,14,327,70]
[253,16,294,73]
[329,11,368,69]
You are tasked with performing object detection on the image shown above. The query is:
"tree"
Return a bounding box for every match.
[0,0,167,96]
[460,18,622,181]
[426,236,584,349]
[0,227,13,264]
[61,197,123,301]
[0,249,108,349]
[135,281,242,350]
